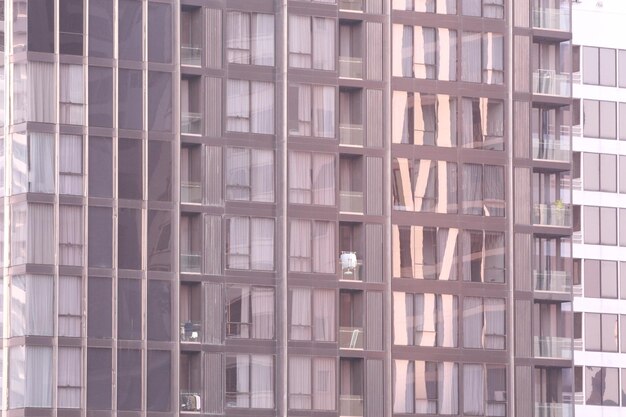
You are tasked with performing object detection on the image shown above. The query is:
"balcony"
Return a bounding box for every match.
[533,203,571,227]
[535,402,573,417]
[181,252,202,274]
[340,259,363,282]
[181,181,202,204]
[532,137,569,162]
[339,56,363,79]
[533,70,571,97]
[180,392,202,412]
[534,271,571,293]
[340,395,364,417]
[339,123,364,147]
[532,7,570,31]
[182,112,202,135]
[534,336,572,359]
[340,191,364,214]
[339,0,363,12]
[339,327,364,349]
[180,321,202,343]
[181,45,202,66]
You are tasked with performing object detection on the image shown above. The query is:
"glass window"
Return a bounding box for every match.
[88,66,113,128]
[88,277,112,339]
[393,0,457,13]
[600,207,617,245]
[393,292,458,347]
[600,153,617,192]
[148,71,173,132]
[225,355,274,409]
[59,135,83,195]
[620,155,626,193]
[288,356,336,410]
[227,12,275,66]
[226,148,275,202]
[58,347,81,408]
[226,286,275,339]
[461,164,505,216]
[147,280,171,341]
[601,261,618,299]
[289,288,335,341]
[463,297,505,349]
[89,0,113,58]
[9,346,53,408]
[12,62,56,124]
[88,207,112,267]
[88,137,112,198]
[10,275,53,336]
[585,313,618,352]
[583,46,599,85]
[583,99,599,137]
[619,50,626,88]
[117,349,142,410]
[59,276,81,337]
[461,98,504,150]
[393,360,458,414]
[87,348,112,410]
[59,0,83,55]
[12,132,55,194]
[583,153,599,191]
[289,15,335,70]
[226,80,275,134]
[118,138,142,200]
[147,210,172,272]
[60,65,84,125]
[289,151,335,205]
[119,0,142,61]
[148,141,172,202]
[392,26,457,81]
[59,205,83,266]
[147,351,171,411]
[10,203,54,265]
[289,220,335,273]
[226,217,275,271]
[392,159,458,213]
[599,48,616,86]
[601,314,618,352]
[461,32,504,84]
[27,0,54,52]
[148,3,172,63]
[118,279,141,340]
[289,84,336,138]
[392,92,457,146]
[118,69,142,130]
[586,367,619,406]
[600,101,617,139]
[619,103,626,140]
[584,259,600,298]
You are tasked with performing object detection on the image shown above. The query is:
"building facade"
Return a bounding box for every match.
[0,0,575,416]
[570,0,626,414]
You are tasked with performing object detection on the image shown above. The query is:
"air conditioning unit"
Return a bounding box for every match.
[181,393,202,412]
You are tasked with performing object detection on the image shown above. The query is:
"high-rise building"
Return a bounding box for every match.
[570,0,626,413]
[0,0,576,416]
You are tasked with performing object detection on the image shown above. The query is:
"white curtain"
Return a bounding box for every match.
[483,33,504,84]
[58,347,81,408]
[414,27,436,79]
[58,276,81,337]
[297,84,312,135]
[28,204,54,264]
[312,17,335,70]
[313,358,335,410]
[437,294,458,347]
[29,62,56,123]
[289,356,312,409]
[484,0,504,18]
[10,275,26,337]
[232,286,250,338]
[29,132,55,193]
[26,275,53,336]
[313,221,335,273]
[462,32,482,82]
[289,15,312,68]
[484,298,505,349]
[11,203,27,265]
[250,81,274,134]
[226,80,250,132]
[392,292,410,345]
[290,220,312,272]
[415,361,437,413]
[462,0,482,16]
[484,231,505,279]
[392,91,408,143]
[9,346,25,408]
[463,364,485,415]
[393,360,414,413]
[438,29,457,81]
[226,147,250,201]
[415,294,436,346]
[235,355,250,407]
[252,14,274,66]
[12,133,28,194]
[60,64,84,125]
[289,152,312,204]
[227,12,250,64]
[251,287,274,339]
[437,228,458,281]
[463,297,484,348]
[401,25,413,77]
[290,288,311,340]
[59,135,83,195]
[438,362,459,414]
[251,355,273,408]
[313,85,335,138]
[461,98,477,147]
[59,205,83,266]
[463,164,483,215]
[12,64,28,124]
[312,153,335,205]
[228,217,250,269]
[313,289,335,341]
[251,149,274,202]
[25,346,53,407]
[485,99,504,149]
[250,218,274,271]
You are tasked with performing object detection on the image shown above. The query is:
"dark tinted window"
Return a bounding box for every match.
[118,279,142,340]
[87,277,112,338]
[148,3,172,63]
[89,0,113,58]
[88,207,112,267]
[88,67,113,127]
[119,0,142,61]
[148,71,173,132]
[148,210,172,272]
[87,348,112,410]
[148,141,172,201]
[118,208,142,270]
[147,350,172,411]
[117,349,142,410]
[118,138,142,200]
[59,0,83,55]
[147,280,171,341]
[118,69,143,130]
[28,0,54,52]
[88,137,112,198]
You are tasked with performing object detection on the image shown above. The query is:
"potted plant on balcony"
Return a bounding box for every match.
[551,199,565,226]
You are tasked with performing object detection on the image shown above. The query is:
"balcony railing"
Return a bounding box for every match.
[532,7,570,31]
[181,181,202,204]
[535,402,573,417]
[341,260,364,281]
[181,45,202,66]
[340,395,364,417]
[180,321,202,343]
[180,392,202,412]
[340,191,364,214]
[532,137,570,162]
[181,252,202,274]
[339,123,364,147]
[339,0,364,11]
[534,270,571,293]
[532,70,571,97]
[182,112,202,135]
[339,327,364,349]
[339,56,363,79]
[534,336,572,359]
[533,203,571,227]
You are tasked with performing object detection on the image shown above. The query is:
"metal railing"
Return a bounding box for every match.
[339,0,364,11]
[532,70,571,97]
[181,252,202,274]
[534,336,573,359]
[339,56,363,79]
[532,137,570,162]
[339,123,364,147]
[339,395,364,416]
[180,392,202,412]
[534,270,571,293]
[180,321,202,343]
[532,7,570,31]
[532,203,571,227]
[181,45,202,66]
[181,181,202,204]
[340,260,364,281]
[340,191,364,214]
[535,402,573,417]
[339,327,364,350]
[182,112,202,135]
